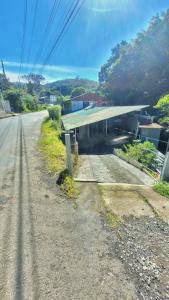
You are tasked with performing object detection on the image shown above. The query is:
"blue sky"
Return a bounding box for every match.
[1,0,169,83]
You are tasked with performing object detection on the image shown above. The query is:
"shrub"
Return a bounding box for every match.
[126,141,157,168]
[48,105,61,121]
[153,181,169,199]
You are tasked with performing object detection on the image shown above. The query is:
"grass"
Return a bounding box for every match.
[39,118,66,175]
[61,173,78,199]
[40,118,78,199]
[153,181,169,199]
[106,211,122,228]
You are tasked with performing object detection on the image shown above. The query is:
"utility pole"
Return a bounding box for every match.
[1,59,6,78]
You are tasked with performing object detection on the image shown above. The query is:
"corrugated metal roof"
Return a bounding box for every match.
[62,105,149,130]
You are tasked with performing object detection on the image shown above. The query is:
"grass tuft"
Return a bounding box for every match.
[153,181,169,199]
[106,211,122,228]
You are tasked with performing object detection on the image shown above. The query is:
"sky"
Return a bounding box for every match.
[1,0,169,83]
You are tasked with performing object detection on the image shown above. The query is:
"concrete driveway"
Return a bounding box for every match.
[75,154,155,185]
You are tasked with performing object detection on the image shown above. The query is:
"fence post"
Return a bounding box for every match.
[65,133,73,176]
[161,152,169,181]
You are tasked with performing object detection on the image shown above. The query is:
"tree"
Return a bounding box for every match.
[0,73,10,91]
[22,73,45,94]
[98,9,169,106]
[155,94,169,126]
[71,87,86,98]
[155,94,169,115]
[4,88,24,112]
[4,87,38,112]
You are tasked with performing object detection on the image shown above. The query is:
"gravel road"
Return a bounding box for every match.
[0,113,138,299]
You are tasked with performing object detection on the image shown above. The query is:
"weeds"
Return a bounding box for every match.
[106,211,122,228]
[39,118,66,174]
[153,181,169,199]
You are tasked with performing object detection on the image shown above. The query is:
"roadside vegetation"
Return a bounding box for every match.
[117,141,157,169]
[40,105,77,199]
[153,181,169,199]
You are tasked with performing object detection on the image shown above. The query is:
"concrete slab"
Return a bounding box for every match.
[99,184,154,218]
[99,183,169,223]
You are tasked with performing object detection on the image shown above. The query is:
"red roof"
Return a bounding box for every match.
[71,92,109,105]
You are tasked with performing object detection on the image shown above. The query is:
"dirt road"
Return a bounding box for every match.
[0,112,139,299]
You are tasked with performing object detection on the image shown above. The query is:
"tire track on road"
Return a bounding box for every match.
[15,117,40,300]
[0,118,14,151]
[0,117,20,299]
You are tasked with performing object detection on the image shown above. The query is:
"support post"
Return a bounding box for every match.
[87,125,90,139]
[105,119,108,135]
[161,152,169,181]
[65,133,73,176]
[166,138,169,154]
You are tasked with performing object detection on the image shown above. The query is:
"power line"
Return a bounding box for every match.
[18,0,28,83]
[27,0,38,63]
[31,0,62,74]
[39,0,85,74]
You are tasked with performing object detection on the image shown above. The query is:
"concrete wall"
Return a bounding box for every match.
[0,100,11,113]
[71,100,84,112]
[140,128,161,147]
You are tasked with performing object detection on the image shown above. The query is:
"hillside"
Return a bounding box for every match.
[99,9,169,106]
[46,78,98,96]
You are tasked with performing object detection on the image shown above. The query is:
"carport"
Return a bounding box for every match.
[62,105,148,150]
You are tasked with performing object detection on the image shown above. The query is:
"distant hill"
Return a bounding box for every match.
[46,78,98,96]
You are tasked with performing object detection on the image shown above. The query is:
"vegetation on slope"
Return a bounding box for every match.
[40,118,66,174]
[99,9,169,106]
[153,181,169,199]
[117,141,157,171]
[46,78,98,96]
[40,106,77,199]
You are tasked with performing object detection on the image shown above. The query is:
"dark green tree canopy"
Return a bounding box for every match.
[71,87,86,98]
[98,9,169,106]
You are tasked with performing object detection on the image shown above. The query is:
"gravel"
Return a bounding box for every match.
[109,216,169,300]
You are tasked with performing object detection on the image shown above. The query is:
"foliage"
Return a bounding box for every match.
[61,174,78,199]
[22,73,45,94]
[71,86,86,98]
[3,88,25,112]
[3,87,38,112]
[158,116,169,126]
[40,119,66,174]
[48,105,61,121]
[98,10,169,105]
[155,94,169,115]
[125,141,157,168]
[153,181,169,199]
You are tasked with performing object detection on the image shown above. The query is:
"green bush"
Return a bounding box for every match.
[158,116,169,126]
[153,181,169,199]
[48,105,61,121]
[125,141,157,168]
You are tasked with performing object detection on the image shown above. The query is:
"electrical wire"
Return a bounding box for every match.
[37,0,86,75]
[18,0,28,83]
[27,0,38,63]
[30,0,62,73]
